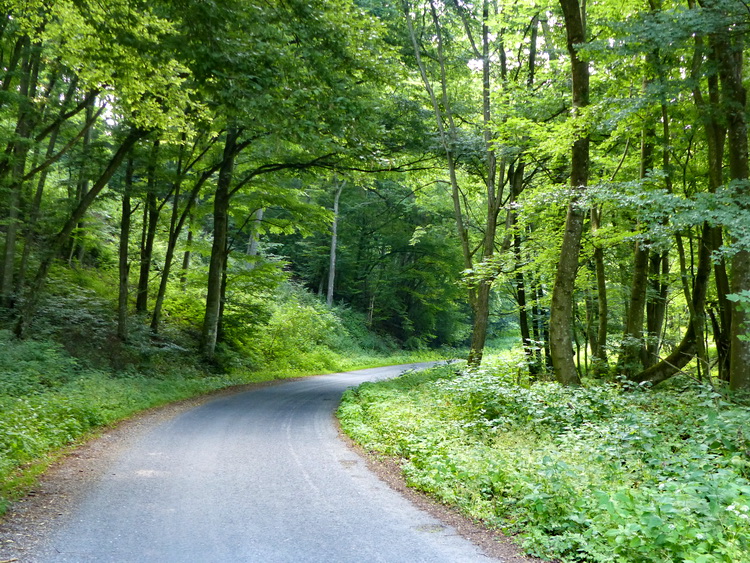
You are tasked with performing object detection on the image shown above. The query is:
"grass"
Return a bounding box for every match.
[337,352,750,562]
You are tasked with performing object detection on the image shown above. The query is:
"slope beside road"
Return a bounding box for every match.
[0,364,535,562]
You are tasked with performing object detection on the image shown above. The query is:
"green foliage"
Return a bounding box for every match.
[229,282,398,373]
[0,331,80,396]
[726,291,750,342]
[339,362,750,562]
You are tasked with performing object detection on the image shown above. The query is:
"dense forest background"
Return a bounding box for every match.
[2,0,749,390]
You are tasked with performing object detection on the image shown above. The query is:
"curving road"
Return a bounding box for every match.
[23,364,500,562]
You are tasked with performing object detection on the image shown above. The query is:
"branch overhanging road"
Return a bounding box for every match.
[21,363,501,562]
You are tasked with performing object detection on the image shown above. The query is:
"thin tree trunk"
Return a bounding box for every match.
[181,221,193,286]
[136,140,160,313]
[246,208,264,267]
[150,184,181,333]
[467,0,501,367]
[118,156,134,342]
[17,126,59,292]
[201,127,238,360]
[590,207,608,375]
[404,1,488,364]
[677,230,709,378]
[711,238,731,380]
[70,100,95,266]
[618,127,655,376]
[1,40,37,306]
[515,236,534,374]
[550,0,589,385]
[645,251,669,367]
[151,143,214,333]
[327,181,344,308]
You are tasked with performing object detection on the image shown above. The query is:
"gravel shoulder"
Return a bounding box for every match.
[0,377,541,563]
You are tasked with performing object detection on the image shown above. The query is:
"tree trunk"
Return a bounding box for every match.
[710,239,731,381]
[618,127,655,376]
[135,140,160,313]
[118,156,134,342]
[405,0,498,367]
[515,239,534,375]
[69,100,95,266]
[17,125,59,293]
[181,222,193,286]
[550,0,589,385]
[246,208,264,267]
[630,225,712,386]
[677,231,710,378]
[327,181,343,308]
[713,25,750,390]
[590,207,608,376]
[645,251,669,367]
[1,39,38,307]
[200,127,238,360]
[151,145,211,333]
[467,0,501,367]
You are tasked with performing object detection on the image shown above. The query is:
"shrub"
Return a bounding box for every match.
[338,364,750,562]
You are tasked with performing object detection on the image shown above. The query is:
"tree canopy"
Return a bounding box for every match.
[0,0,748,391]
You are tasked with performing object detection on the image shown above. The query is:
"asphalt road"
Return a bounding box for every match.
[28,364,498,562]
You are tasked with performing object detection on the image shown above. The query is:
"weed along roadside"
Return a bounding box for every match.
[338,359,750,562]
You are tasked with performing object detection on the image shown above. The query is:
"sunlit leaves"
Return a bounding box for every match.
[44,0,194,130]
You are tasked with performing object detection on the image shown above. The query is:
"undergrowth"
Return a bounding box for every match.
[338,359,750,562]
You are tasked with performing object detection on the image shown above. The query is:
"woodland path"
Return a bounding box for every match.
[0,364,529,562]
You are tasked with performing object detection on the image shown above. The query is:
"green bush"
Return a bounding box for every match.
[0,331,81,396]
[338,363,750,562]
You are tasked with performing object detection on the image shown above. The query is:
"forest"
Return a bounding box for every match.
[0,0,749,561]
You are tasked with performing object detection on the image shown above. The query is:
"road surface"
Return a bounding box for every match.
[18,364,501,562]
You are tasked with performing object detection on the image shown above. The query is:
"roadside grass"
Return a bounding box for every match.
[337,357,750,562]
[0,330,446,516]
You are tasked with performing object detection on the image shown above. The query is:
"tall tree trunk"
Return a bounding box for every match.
[69,100,95,266]
[327,181,344,308]
[618,127,655,376]
[710,237,732,381]
[678,230,710,378]
[550,0,589,385]
[590,207,608,376]
[644,251,669,367]
[246,208,264,268]
[118,156,134,342]
[509,163,536,374]
[467,0,501,367]
[201,127,238,360]
[684,3,729,382]
[181,219,194,286]
[405,0,498,366]
[151,145,213,333]
[1,38,38,307]
[135,140,160,313]
[17,125,59,293]
[713,26,750,390]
